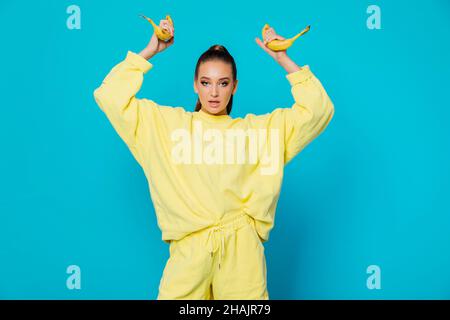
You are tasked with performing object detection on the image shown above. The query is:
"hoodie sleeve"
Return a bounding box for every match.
[281,65,335,164]
[93,51,159,166]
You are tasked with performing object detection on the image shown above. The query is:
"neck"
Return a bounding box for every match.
[200,108,227,116]
[198,108,232,122]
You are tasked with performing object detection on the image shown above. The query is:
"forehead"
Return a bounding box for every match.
[198,60,232,79]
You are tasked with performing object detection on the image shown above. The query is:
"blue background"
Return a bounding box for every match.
[1,0,449,299]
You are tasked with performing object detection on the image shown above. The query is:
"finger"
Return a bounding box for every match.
[162,21,171,34]
[165,36,174,46]
[255,37,271,54]
[256,37,265,49]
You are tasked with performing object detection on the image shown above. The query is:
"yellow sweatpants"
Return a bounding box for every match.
[157,212,269,300]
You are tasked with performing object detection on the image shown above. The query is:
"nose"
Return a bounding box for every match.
[210,85,219,97]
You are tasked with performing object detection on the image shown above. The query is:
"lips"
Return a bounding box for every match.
[208,100,220,107]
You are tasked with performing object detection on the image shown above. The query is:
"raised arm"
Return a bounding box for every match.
[93,51,153,151]
[281,61,334,163]
[255,26,335,164]
[93,18,175,165]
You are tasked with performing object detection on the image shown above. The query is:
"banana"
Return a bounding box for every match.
[262,24,310,51]
[140,14,174,41]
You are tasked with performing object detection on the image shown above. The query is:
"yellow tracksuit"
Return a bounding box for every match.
[93,51,334,299]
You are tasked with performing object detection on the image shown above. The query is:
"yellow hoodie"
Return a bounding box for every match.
[93,51,334,244]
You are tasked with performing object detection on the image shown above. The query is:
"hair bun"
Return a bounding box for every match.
[209,44,227,52]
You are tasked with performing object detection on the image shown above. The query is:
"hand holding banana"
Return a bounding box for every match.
[138,14,309,62]
[139,14,175,59]
[255,23,310,61]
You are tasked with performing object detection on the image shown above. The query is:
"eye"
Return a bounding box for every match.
[200,81,229,87]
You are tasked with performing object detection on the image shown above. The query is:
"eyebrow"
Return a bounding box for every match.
[200,76,230,80]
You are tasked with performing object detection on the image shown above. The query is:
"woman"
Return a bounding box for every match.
[93,18,334,300]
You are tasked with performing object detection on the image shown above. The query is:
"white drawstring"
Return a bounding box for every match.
[205,213,247,270]
[206,226,228,269]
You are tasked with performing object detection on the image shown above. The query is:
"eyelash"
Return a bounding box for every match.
[201,81,229,87]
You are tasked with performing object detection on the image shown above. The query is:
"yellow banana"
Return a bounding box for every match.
[140,14,174,41]
[262,24,310,51]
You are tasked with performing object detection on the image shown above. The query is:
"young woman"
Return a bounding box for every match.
[93,18,334,300]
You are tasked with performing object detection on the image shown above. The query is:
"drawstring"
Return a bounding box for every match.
[205,226,226,269]
[204,213,247,270]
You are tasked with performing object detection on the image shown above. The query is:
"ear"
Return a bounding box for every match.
[193,81,198,94]
[232,79,238,95]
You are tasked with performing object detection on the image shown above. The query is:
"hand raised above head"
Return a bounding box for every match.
[139,15,175,60]
[255,26,288,62]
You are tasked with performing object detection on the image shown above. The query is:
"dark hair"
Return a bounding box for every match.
[194,44,237,115]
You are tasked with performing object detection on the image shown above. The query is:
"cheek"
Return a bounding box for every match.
[224,86,234,96]
[197,87,207,98]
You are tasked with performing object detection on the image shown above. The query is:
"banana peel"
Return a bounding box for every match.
[140,14,174,41]
[262,24,310,51]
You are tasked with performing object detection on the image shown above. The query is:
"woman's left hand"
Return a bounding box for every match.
[255,26,288,62]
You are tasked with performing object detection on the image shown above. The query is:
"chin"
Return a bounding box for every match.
[206,106,226,115]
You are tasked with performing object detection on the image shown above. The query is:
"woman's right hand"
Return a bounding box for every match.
[139,19,175,60]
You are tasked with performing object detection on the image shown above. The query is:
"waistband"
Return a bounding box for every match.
[204,210,254,270]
